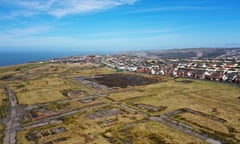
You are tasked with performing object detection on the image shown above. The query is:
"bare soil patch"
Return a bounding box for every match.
[86,74,159,88]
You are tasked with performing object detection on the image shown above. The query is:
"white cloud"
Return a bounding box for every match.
[0,34,180,50]
[0,26,50,37]
[3,0,138,18]
[131,6,220,13]
[16,0,55,10]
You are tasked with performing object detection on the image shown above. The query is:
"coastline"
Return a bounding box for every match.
[0,51,114,67]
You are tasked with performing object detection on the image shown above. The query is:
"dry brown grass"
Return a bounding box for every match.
[0,86,8,119]
[1,63,115,105]
[110,79,240,136]
[175,112,229,134]
[110,121,207,144]
[2,63,239,143]
[0,124,4,143]
[13,76,68,104]
[17,116,109,144]
[0,87,6,106]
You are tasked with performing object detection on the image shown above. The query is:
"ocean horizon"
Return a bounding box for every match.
[0,51,114,67]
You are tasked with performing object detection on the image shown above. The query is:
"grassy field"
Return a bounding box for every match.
[110,79,240,141]
[108,121,207,144]
[0,87,7,143]
[112,80,240,123]
[19,119,206,144]
[17,116,109,144]
[13,76,68,104]
[1,63,240,143]
[17,106,144,144]
[2,63,114,105]
[174,112,229,134]
[0,62,48,78]
[0,124,4,143]
[0,86,8,119]
[63,64,115,77]
[0,87,6,106]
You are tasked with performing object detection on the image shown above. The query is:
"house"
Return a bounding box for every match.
[209,71,224,81]
[136,66,145,73]
[128,66,137,72]
[191,69,206,79]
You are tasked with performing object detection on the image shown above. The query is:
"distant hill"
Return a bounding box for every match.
[127,48,240,59]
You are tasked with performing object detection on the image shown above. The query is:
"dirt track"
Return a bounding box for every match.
[3,86,20,144]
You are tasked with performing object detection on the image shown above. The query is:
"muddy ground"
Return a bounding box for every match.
[86,74,159,88]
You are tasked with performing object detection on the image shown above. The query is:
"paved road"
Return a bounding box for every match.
[3,86,20,144]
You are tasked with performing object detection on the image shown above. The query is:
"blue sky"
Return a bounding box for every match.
[0,0,240,52]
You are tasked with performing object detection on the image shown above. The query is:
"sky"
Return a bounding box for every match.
[0,0,240,52]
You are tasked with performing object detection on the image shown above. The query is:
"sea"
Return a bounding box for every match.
[0,51,114,67]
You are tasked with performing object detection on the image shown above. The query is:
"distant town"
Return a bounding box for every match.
[49,48,240,84]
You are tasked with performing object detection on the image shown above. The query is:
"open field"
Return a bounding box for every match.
[18,103,145,144]
[0,124,4,143]
[12,76,68,105]
[0,63,114,105]
[108,78,240,143]
[0,86,8,119]
[111,79,239,115]
[17,115,109,144]
[0,62,48,79]
[0,87,7,106]
[171,112,238,142]
[107,121,207,144]
[0,63,239,144]
[174,112,229,135]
